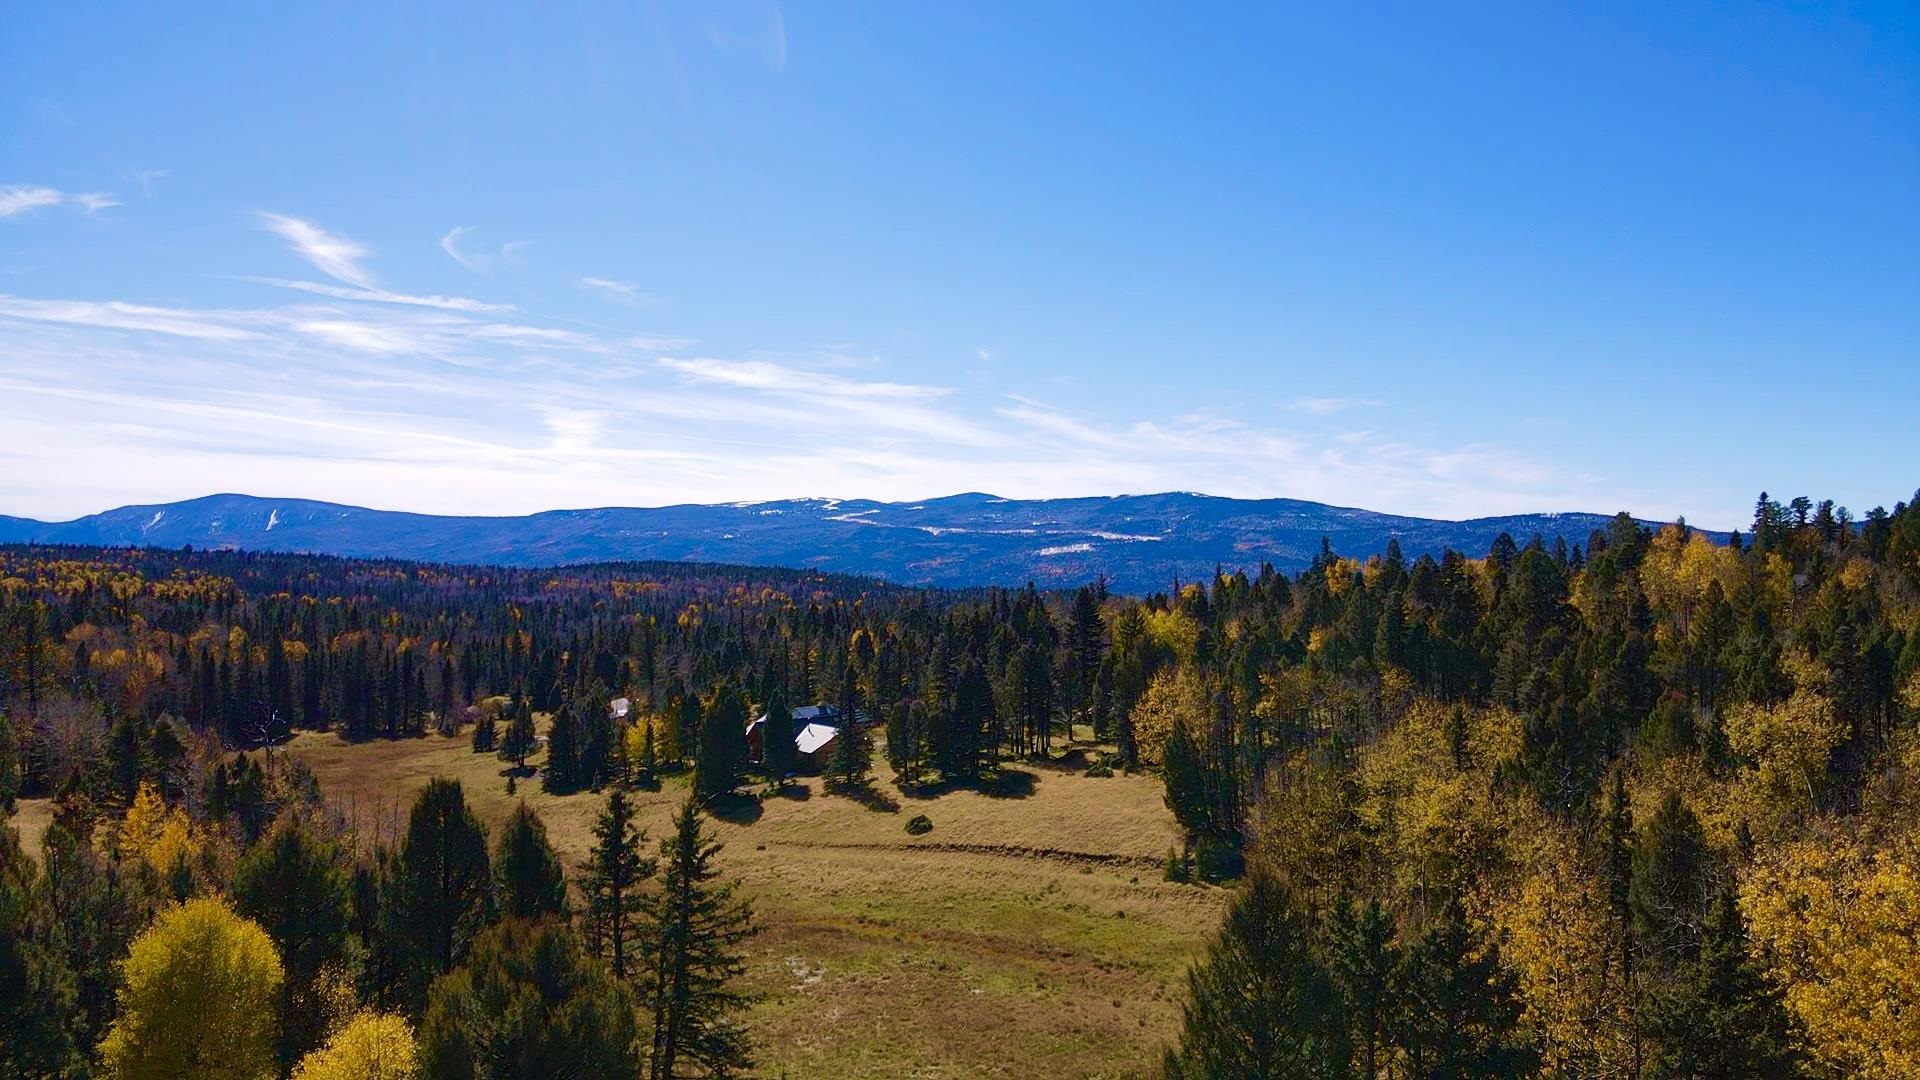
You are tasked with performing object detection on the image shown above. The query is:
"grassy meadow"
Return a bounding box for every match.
[21,724,1225,1078]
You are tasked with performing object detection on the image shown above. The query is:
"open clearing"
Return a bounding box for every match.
[23,727,1226,1078]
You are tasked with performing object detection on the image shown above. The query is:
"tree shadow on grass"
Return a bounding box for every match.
[895,766,1039,801]
[770,783,811,801]
[1037,747,1092,772]
[827,781,900,813]
[705,792,764,825]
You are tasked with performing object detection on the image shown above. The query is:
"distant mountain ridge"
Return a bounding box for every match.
[0,492,1721,594]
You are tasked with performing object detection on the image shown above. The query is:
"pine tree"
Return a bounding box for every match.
[470,706,496,753]
[638,798,757,1079]
[0,710,19,813]
[579,787,654,979]
[579,683,616,790]
[695,684,748,801]
[232,812,353,1063]
[1630,791,1711,975]
[499,694,534,772]
[494,801,569,921]
[1328,897,1399,1080]
[545,698,582,793]
[0,820,82,1078]
[760,691,796,782]
[1638,892,1804,1078]
[1162,715,1209,839]
[1394,899,1539,1078]
[382,778,493,1011]
[827,705,872,793]
[1164,871,1348,1078]
[42,819,147,1052]
[419,918,640,1078]
[1602,773,1635,992]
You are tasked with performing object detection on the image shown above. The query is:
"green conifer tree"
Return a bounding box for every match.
[544,698,582,793]
[381,778,493,1011]
[579,787,653,979]
[637,798,757,1079]
[1394,899,1539,1078]
[1164,872,1348,1078]
[1638,892,1805,1078]
[494,800,569,921]
[0,821,81,1078]
[760,691,797,782]
[695,684,747,801]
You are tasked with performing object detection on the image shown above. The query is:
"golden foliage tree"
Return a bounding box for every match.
[1724,684,1847,822]
[118,780,200,877]
[291,1011,419,1080]
[1743,837,1920,1078]
[99,896,284,1080]
[1128,666,1208,766]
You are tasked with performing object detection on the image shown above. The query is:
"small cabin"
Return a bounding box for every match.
[746,704,855,773]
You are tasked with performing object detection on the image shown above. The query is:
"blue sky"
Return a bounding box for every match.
[3,3,1914,529]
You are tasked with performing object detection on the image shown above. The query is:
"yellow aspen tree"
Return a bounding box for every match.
[292,1011,419,1080]
[1743,838,1920,1078]
[99,896,284,1080]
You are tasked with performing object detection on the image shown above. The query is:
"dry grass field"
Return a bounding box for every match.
[19,725,1227,1078]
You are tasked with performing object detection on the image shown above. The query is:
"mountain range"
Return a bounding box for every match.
[0,493,1718,594]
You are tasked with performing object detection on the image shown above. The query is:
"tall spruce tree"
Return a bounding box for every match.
[695,683,748,801]
[760,691,797,781]
[1638,892,1804,1078]
[579,787,653,979]
[1163,871,1349,1078]
[0,821,81,1078]
[1394,899,1539,1078]
[544,698,582,793]
[382,778,494,1011]
[494,800,569,921]
[499,694,534,772]
[638,797,757,1080]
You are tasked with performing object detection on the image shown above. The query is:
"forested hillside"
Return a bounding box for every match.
[0,490,1717,593]
[2,489,1917,1078]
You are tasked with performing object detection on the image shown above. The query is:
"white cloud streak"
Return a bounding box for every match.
[249,277,515,314]
[441,226,530,273]
[1,185,120,217]
[257,212,375,288]
[580,277,664,307]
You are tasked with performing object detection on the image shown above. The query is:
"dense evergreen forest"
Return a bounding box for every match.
[3,488,1919,1078]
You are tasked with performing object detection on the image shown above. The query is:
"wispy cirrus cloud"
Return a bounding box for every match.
[1,185,121,218]
[580,276,665,307]
[441,226,531,273]
[658,357,947,401]
[252,214,513,313]
[248,276,516,314]
[257,212,375,288]
[0,295,265,341]
[657,356,997,445]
